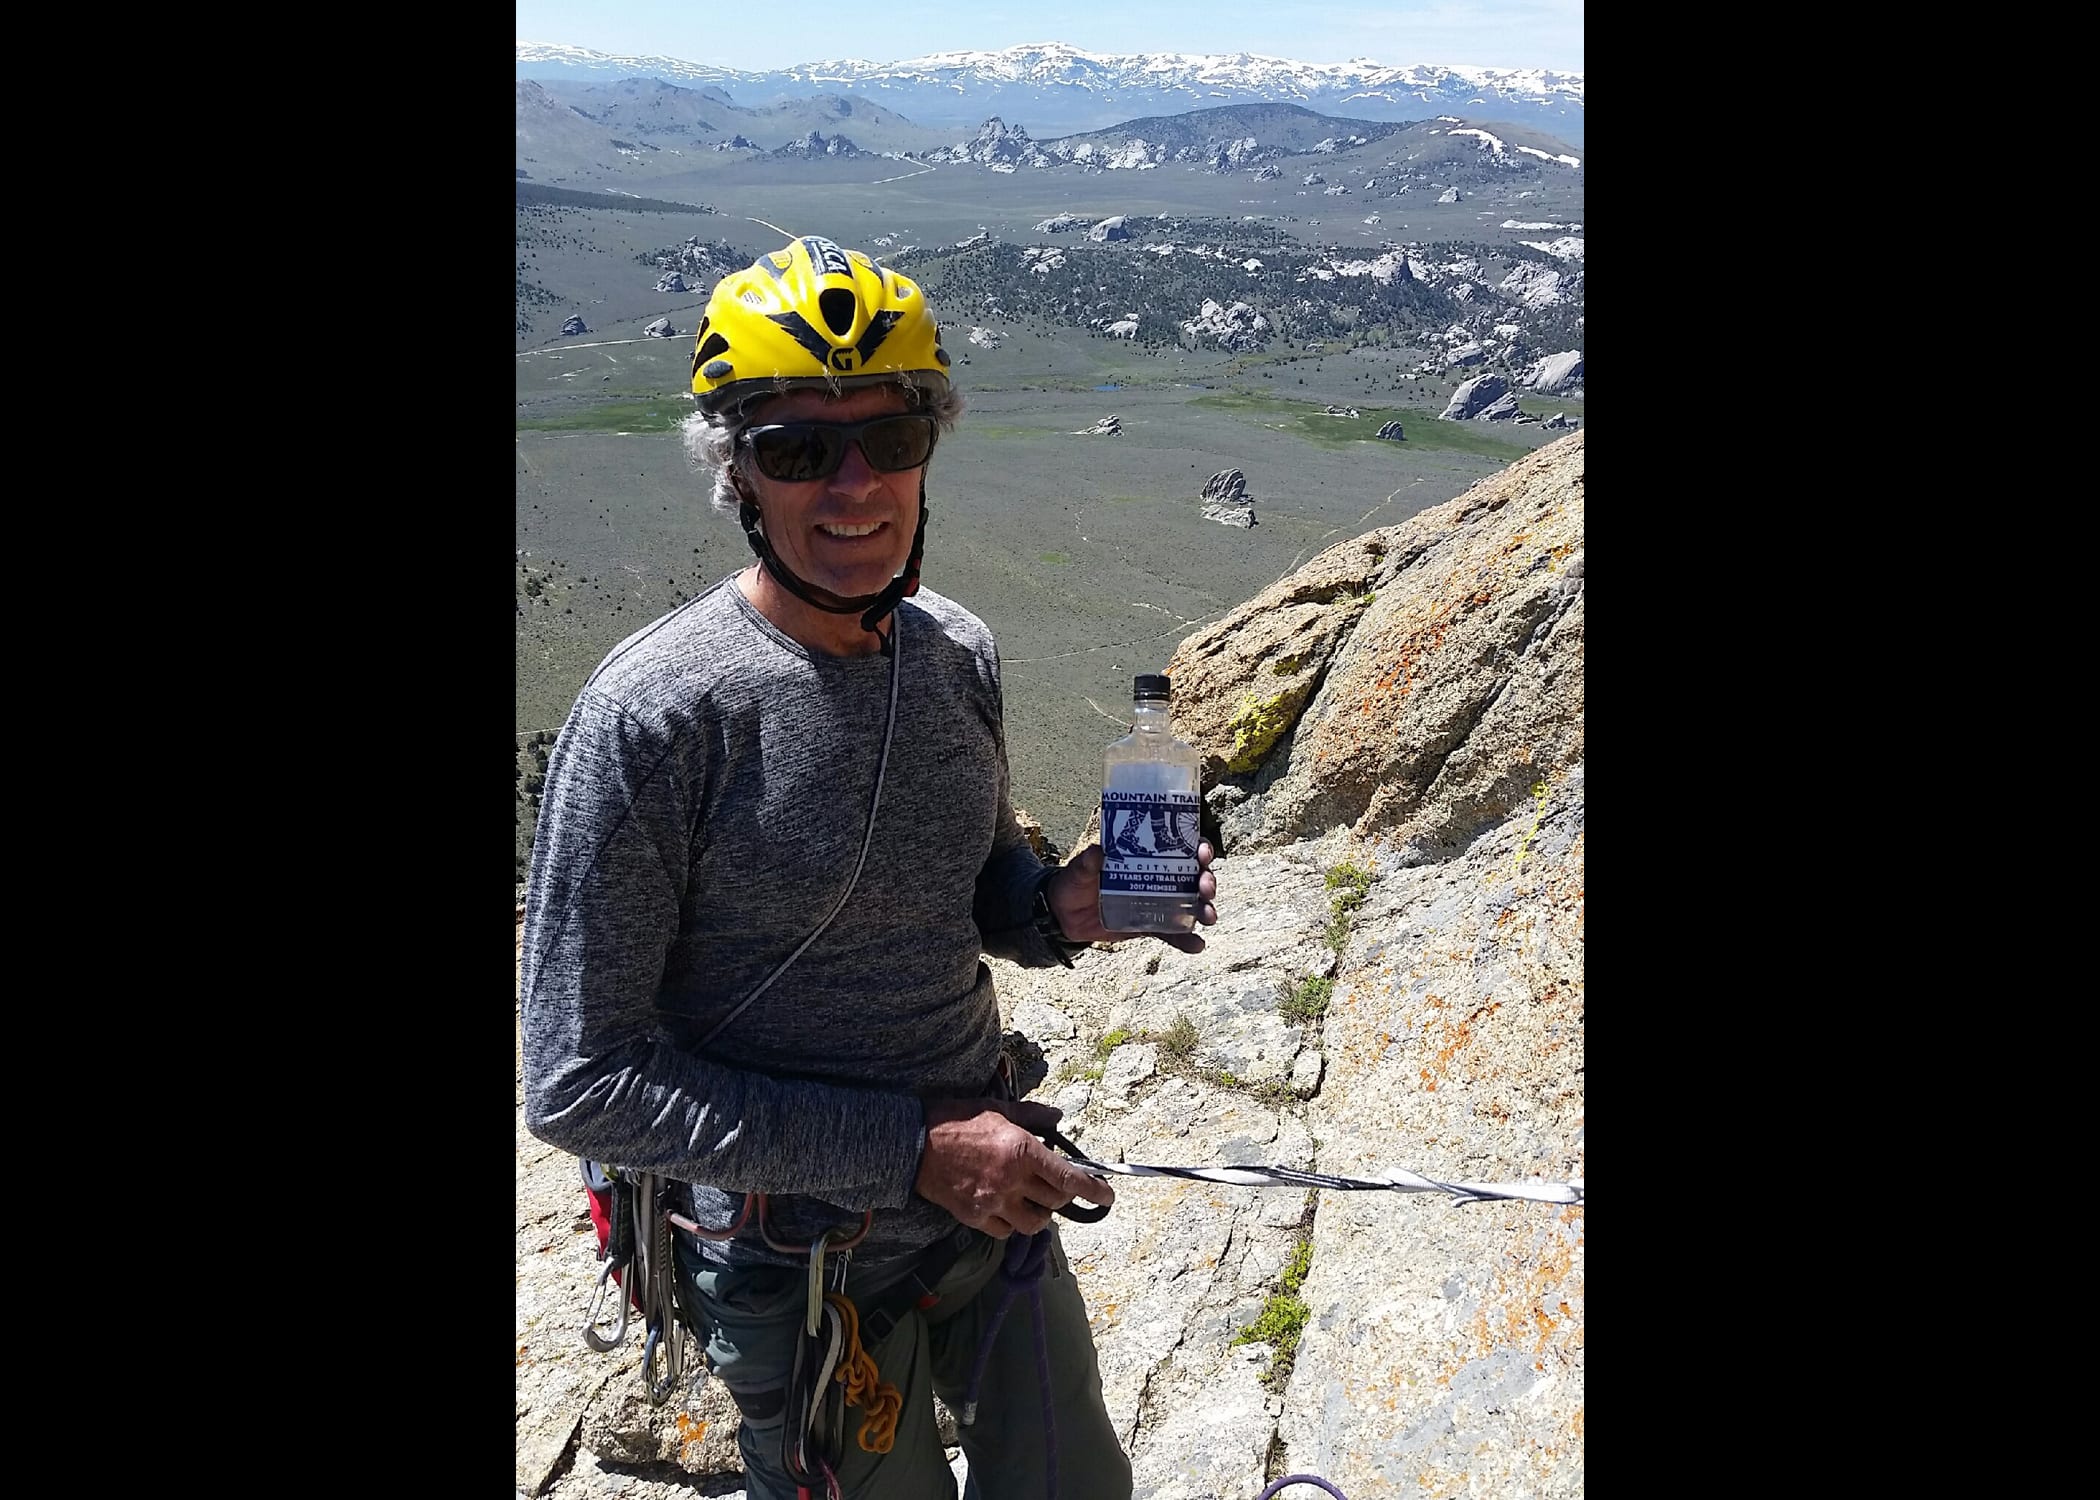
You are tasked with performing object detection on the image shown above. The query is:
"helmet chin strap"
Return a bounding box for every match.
[737,476,928,654]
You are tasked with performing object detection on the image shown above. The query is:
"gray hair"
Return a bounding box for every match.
[680,375,967,521]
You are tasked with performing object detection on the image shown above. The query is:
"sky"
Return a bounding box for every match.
[514,1,1582,75]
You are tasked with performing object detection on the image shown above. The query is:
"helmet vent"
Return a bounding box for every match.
[818,287,858,337]
[695,332,730,363]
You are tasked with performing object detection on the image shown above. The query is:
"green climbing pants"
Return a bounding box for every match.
[681,1225,1132,1500]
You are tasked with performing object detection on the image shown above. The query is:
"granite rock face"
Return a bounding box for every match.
[1169,432,1583,861]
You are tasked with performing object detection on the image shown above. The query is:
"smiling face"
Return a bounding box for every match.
[734,383,927,655]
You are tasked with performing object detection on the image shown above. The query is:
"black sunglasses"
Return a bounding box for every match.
[739,414,939,482]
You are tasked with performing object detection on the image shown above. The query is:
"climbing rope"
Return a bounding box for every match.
[959,1229,1061,1500]
[1048,1130,1580,1207]
[1258,1478,1349,1499]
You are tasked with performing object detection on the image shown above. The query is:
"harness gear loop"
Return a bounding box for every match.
[763,1195,874,1256]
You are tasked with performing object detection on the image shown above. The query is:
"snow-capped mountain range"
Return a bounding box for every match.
[515,40,1584,143]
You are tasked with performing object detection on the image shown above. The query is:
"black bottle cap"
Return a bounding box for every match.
[1134,674,1172,700]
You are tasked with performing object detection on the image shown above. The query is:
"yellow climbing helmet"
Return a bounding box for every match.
[690,235,951,416]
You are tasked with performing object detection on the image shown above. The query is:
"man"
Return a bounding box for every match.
[520,235,1220,1500]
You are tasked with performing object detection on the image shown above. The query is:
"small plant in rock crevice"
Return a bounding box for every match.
[1234,1209,1319,1392]
[1280,975,1333,1025]
[1322,859,1375,950]
[1153,1013,1199,1066]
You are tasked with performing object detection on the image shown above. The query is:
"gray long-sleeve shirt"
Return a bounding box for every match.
[520,578,1067,1268]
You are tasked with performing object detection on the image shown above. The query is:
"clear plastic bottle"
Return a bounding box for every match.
[1099,674,1204,933]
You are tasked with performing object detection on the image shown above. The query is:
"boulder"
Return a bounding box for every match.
[1437,186,1461,203]
[939,116,1042,168]
[1527,351,1584,393]
[1440,373,1510,421]
[1034,213,1085,233]
[1181,298,1269,352]
[1475,392,1524,422]
[778,130,860,157]
[642,317,676,338]
[654,271,688,294]
[560,315,588,336]
[1200,468,1257,529]
[1501,262,1570,310]
[1088,215,1130,242]
[1376,420,1405,441]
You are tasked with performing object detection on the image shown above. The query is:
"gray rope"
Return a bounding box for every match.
[1051,1133,1580,1207]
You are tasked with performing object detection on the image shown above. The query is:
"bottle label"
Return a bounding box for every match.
[1099,790,1202,895]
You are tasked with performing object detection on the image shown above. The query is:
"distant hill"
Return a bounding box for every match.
[930,106,1580,191]
[529,76,956,156]
[517,40,1585,144]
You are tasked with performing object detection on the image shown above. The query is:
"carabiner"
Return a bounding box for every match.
[583,1255,630,1352]
[806,1234,828,1337]
[642,1324,675,1405]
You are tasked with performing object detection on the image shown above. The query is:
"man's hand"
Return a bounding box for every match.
[915,1098,1114,1238]
[1046,841,1220,954]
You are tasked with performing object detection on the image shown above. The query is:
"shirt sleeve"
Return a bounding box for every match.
[968,640,1072,968]
[519,687,928,1208]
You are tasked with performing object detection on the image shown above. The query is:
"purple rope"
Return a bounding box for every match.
[960,1228,1059,1500]
[1257,1479,1348,1500]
